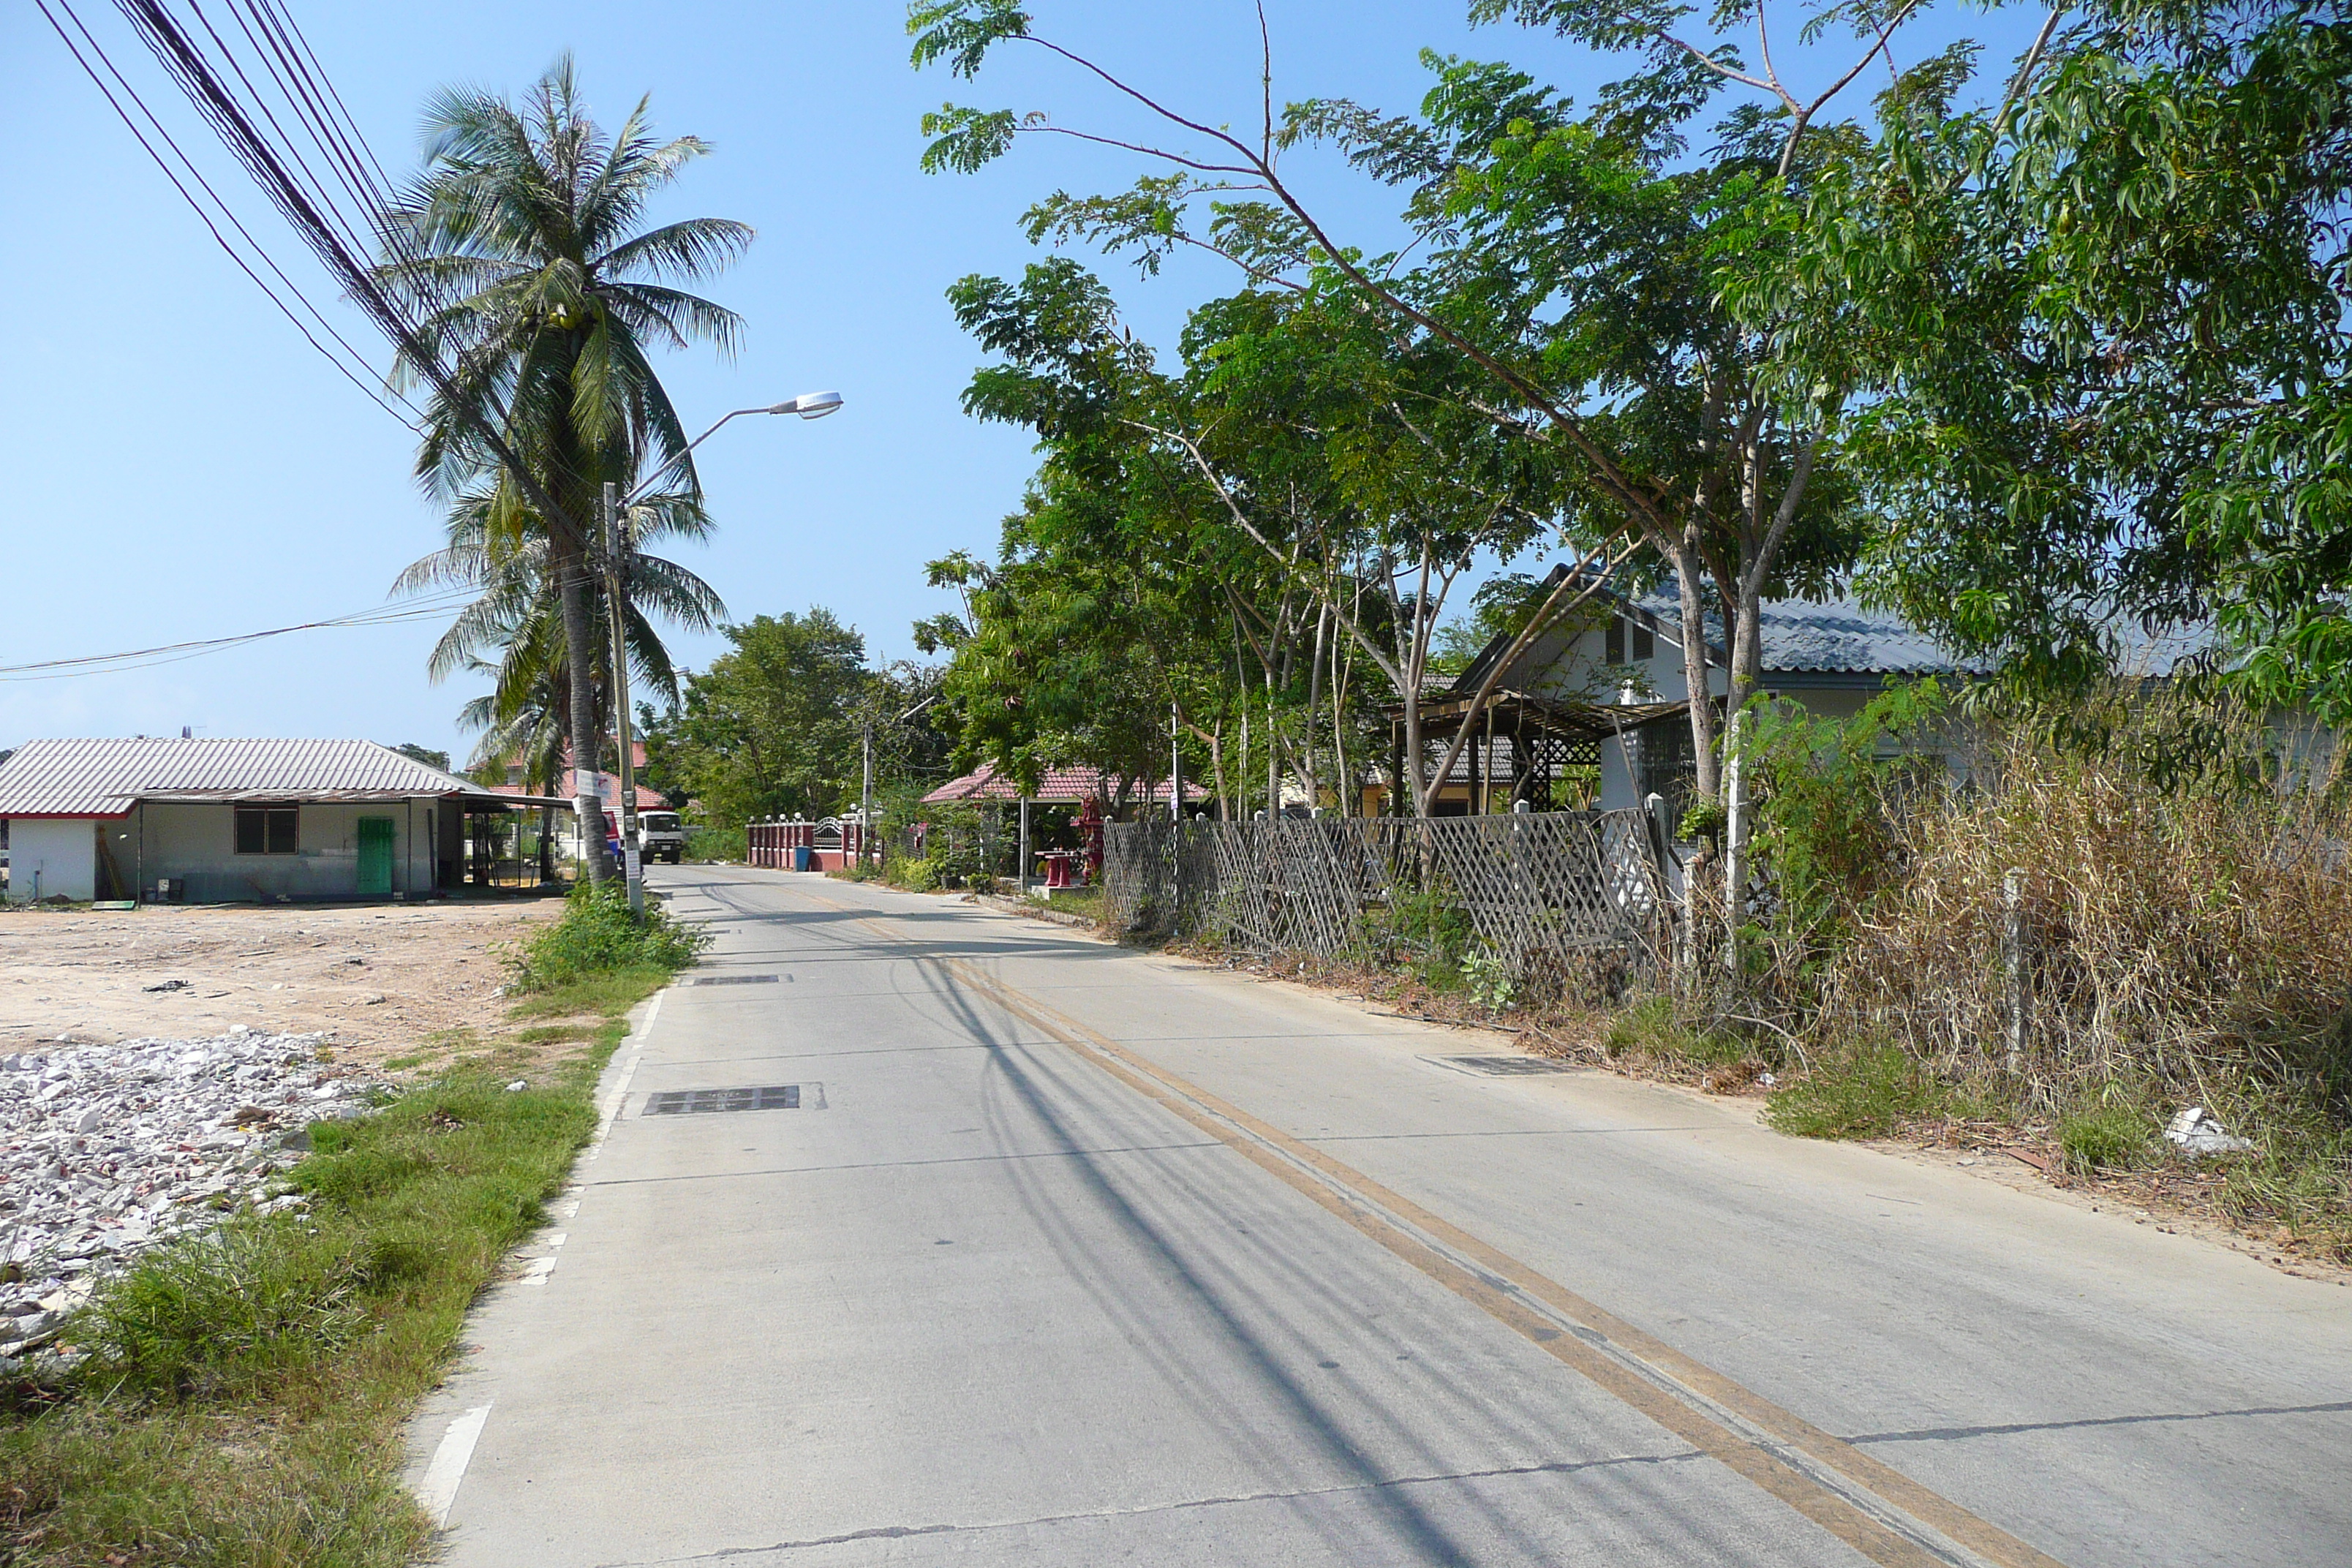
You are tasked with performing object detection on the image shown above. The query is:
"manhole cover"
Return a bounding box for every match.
[1424,1055,1580,1077]
[645,1085,801,1115]
[693,974,779,987]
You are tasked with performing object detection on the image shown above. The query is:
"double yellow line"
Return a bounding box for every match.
[794,885,2067,1567]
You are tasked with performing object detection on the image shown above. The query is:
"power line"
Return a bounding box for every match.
[33,0,424,429]
[0,586,492,684]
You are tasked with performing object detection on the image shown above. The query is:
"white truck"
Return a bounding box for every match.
[634,810,688,864]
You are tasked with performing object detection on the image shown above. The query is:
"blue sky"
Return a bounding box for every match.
[0,1,2041,764]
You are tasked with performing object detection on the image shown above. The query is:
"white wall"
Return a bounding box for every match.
[129,799,439,902]
[7,818,97,902]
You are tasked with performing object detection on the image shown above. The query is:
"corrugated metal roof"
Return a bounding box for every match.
[0,738,486,818]
[921,762,1208,806]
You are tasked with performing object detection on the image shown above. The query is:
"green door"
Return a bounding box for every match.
[356,817,396,898]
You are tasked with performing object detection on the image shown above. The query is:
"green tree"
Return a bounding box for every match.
[650,611,873,823]
[1749,0,2352,719]
[387,743,452,772]
[377,57,750,882]
[908,1,1908,802]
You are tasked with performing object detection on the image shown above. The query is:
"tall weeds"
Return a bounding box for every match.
[1774,690,2352,1245]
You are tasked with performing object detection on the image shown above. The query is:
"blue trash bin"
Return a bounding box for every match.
[793,845,813,872]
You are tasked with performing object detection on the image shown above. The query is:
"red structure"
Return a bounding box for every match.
[745,816,869,872]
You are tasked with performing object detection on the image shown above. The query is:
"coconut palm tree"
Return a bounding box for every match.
[377,56,749,883]
[396,478,724,882]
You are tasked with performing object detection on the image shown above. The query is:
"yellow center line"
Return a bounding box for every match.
[777,883,2069,1568]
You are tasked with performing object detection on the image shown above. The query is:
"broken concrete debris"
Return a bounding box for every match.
[0,1029,388,1368]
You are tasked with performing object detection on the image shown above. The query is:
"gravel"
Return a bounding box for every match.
[0,1026,386,1365]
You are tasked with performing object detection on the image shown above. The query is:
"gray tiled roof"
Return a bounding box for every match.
[1633,592,1986,676]
[1635,590,2208,677]
[0,738,483,818]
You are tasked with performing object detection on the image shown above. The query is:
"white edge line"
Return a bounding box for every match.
[592,989,662,1137]
[418,1402,493,1528]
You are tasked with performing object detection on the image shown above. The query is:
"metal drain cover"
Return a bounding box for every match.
[693,974,780,987]
[1424,1055,1580,1077]
[646,1085,801,1115]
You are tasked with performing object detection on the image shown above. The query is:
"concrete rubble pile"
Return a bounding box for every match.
[0,1025,383,1366]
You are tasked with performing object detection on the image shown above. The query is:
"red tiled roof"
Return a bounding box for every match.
[921,762,1209,806]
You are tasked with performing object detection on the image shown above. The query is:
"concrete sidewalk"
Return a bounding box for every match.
[403,866,2352,1567]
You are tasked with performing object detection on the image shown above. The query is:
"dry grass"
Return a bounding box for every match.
[1811,698,2352,1254]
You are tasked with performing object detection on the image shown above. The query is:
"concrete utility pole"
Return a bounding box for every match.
[1720,708,1746,970]
[860,722,875,872]
[603,481,644,917]
[1170,702,1183,823]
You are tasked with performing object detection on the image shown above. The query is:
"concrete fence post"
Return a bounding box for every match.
[2004,867,2030,1076]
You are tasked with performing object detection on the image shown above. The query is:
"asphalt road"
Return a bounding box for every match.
[404,865,2352,1567]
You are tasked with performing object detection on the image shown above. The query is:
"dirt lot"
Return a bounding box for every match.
[0,897,563,1063]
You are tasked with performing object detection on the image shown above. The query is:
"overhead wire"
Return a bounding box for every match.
[0,585,497,684]
[32,0,424,429]
[30,0,625,697]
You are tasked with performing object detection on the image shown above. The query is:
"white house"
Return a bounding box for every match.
[0,738,558,904]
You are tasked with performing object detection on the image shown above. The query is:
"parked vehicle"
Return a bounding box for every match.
[636,810,687,864]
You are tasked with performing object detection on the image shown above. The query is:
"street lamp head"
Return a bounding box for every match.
[767,391,843,420]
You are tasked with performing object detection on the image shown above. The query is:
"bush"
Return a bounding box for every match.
[685,824,745,862]
[890,856,940,892]
[508,880,709,992]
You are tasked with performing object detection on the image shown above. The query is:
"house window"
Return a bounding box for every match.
[235,803,299,855]
[1606,618,1624,665]
[1632,621,1654,660]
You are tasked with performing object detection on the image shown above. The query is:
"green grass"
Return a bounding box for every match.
[501,966,671,1023]
[508,1022,598,1047]
[2058,1104,2156,1176]
[1764,1047,1983,1139]
[0,892,701,1566]
[1604,995,1754,1067]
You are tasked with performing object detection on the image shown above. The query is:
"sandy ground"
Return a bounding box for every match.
[0,898,563,1063]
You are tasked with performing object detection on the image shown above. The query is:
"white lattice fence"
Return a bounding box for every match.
[1104,811,1673,973]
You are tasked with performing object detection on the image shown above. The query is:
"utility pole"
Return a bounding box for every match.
[603,482,644,916]
[860,721,874,873]
[1170,701,1182,823]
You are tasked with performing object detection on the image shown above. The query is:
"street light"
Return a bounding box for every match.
[600,390,845,913]
[769,391,843,420]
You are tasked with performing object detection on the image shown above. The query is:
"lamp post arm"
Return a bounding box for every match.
[625,406,775,508]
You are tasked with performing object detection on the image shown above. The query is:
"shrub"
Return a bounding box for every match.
[685,824,745,862]
[508,881,709,992]
[890,856,940,892]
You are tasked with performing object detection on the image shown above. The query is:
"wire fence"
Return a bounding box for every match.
[1103,811,1676,980]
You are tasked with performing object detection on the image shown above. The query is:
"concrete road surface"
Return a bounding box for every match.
[404,866,2352,1567]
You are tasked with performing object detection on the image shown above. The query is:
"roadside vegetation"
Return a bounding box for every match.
[1169,687,2351,1262]
[0,884,706,1565]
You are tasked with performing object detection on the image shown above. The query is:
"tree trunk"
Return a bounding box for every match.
[557,546,613,886]
[1672,540,1722,804]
